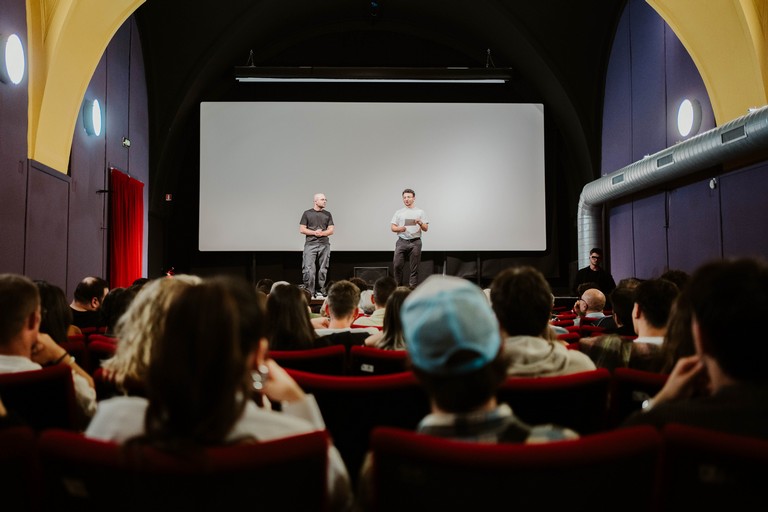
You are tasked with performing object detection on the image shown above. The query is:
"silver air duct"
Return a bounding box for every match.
[577,105,768,268]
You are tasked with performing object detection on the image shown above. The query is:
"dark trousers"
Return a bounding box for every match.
[302,242,331,294]
[393,238,422,287]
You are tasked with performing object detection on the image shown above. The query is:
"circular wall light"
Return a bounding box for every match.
[677,98,701,137]
[0,33,25,85]
[82,99,102,136]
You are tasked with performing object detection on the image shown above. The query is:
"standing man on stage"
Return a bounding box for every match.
[391,188,429,288]
[300,193,334,298]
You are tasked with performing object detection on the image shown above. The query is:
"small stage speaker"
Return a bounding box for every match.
[354,267,389,285]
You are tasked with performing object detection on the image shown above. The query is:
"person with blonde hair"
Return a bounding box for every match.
[101,275,202,393]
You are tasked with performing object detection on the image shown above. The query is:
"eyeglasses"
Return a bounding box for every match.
[590,256,601,260]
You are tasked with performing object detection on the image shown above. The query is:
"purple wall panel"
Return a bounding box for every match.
[629,0,667,162]
[106,22,130,173]
[67,54,109,296]
[720,163,768,259]
[601,7,632,175]
[0,0,29,273]
[608,201,636,282]
[664,26,715,146]
[667,180,721,273]
[129,19,150,277]
[24,166,69,286]
[632,194,667,278]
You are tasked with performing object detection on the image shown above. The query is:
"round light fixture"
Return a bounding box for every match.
[677,98,701,137]
[82,99,102,136]
[0,33,25,85]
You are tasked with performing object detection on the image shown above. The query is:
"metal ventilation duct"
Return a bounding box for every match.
[577,106,768,269]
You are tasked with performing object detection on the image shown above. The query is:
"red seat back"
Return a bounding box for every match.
[0,365,80,430]
[348,346,408,375]
[607,367,668,427]
[269,344,347,375]
[0,426,39,511]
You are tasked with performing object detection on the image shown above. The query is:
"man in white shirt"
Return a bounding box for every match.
[353,276,396,328]
[391,188,429,288]
[0,274,97,420]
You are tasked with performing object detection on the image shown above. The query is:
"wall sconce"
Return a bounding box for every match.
[0,33,25,85]
[82,99,102,136]
[677,98,701,137]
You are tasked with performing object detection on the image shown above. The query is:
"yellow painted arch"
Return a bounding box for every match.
[647,0,768,125]
[26,0,144,173]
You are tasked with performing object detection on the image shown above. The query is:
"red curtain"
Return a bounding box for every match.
[109,168,144,288]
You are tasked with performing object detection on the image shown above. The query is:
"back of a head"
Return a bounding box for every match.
[688,258,768,382]
[373,276,397,307]
[659,269,690,290]
[609,286,636,328]
[255,278,274,295]
[105,275,202,387]
[0,274,39,346]
[35,280,72,343]
[101,287,138,335]
[490,266,552,337]
[265,283,316,348]
[349,277,370,292]
[401,275,506,412]
[73,276,109,304]
[378,286,411,349]
[326,280,360,319]
[633,278,679,328]
[582,288,607,312]
[146,277,261,446]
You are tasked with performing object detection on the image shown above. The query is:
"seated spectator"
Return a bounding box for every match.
[572,288,607,326]
[659,268,690,291]
[315,280,378,349]
[658,293,696,374]
[580,278,678,372]
[490,266,596,377]
[365,286,411,350]
[101,275,202,393]
[255,278,274,295]
[69,276,109,330]
[86,276,353,510]
[622,258,768,439]
[100,286,139,337]
[0,274,96,421]
[599,285,638,336]
[357,275,578,508]
[265,283,318,350]
[35,280,77,342]
[354,276,397,328]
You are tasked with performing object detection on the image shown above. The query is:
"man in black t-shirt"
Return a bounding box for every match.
[573,247,616,296]
[299,193,334,298]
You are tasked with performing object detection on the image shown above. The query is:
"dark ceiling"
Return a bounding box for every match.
[133,0,627,278]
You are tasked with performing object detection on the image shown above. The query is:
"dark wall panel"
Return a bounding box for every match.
[667,180,721,273]
[0,0,29,273]
[67,54,108,295]
[632,194,667,278]
[601,6,632,175]
[608,201,635,281]
[24,165,69,285]
[720,163,768,259]
[629,0,666,162]
[106,22,130,173]
[129,19,150,277]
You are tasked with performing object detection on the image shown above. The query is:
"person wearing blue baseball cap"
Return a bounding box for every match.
[399,274,579,443]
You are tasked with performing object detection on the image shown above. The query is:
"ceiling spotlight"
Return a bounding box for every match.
[677,98,701,137]
[0,33,25,85]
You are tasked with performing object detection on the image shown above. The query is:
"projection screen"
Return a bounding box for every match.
[199,101,546,252]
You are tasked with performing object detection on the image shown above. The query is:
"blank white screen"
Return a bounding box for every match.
[199,101,546,251]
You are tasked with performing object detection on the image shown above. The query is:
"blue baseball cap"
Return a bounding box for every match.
[401,275,502,375]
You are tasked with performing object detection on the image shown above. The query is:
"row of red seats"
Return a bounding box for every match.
[4,420,765,511]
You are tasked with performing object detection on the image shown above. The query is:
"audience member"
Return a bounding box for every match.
[69,276,109,330]
[131,277,150,289]
[658,293,696,374]
[354,276,397,328]
[85,276,353,510]
[572,248,616,296]
[357,275,578,508]
[269,281,290,294]
[101,275,202,393]
[265,283,318,350]
[490,266,596,377]
[622,258,768,439]
[358,289,375,316]
[580,278,678,372]
[35,280,77,343]
[364,286,411,350]
[0,274,96,422]
[599,285,638,335]
[572,287,607,326]
[659,268,690,291]
[100,286,139,337]
[315,280,378,348]
[255,278,274,295]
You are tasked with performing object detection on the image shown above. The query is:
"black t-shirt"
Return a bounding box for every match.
[70,308,106,329]
[300,209,334,244]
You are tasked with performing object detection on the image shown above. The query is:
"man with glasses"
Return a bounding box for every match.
[572,247,616,296]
